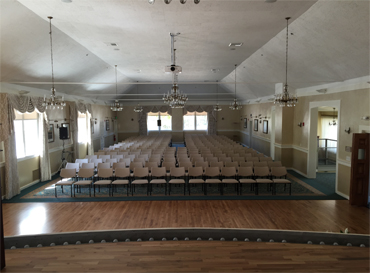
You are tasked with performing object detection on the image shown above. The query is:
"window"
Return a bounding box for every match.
[78,112,87,143]
[147,112,172,131]
[183,111,208,131]
[14,110,39,159]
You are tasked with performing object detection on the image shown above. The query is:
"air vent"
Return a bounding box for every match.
[110,43,118,46]
[229,43,243,47]
[316,89,327,94]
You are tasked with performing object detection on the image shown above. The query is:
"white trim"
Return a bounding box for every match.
[240,130,249,136]
[117,131,139,134]
[336,191,349,200]
[217,129,239,132]
[337,158,351,168]
[48,143,73,153]
[17,154,39,162]
[252,134,270,143]
[20,179,40,191]
[287,167,309,178]
[274,144,308,153]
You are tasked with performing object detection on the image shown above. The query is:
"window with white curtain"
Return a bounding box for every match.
[78,112,87,143]
[183,111,208,131]
[147,112,172,131]
[319,116,337,147]
[14,110,39,159]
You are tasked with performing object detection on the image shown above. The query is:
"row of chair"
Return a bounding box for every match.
[54,166,291,197]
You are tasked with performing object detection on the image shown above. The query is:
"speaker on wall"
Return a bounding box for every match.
[157,120,161,127]
[59,127,68,140]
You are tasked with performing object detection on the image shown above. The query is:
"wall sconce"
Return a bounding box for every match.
[344,127,351,134]
[361,116,369,120]
[250,114,253,118]
[53,118,67,128]
[298,122,304,127]
[91,118,97,124]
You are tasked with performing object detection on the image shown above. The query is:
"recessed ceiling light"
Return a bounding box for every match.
[230,48,236,51]
[110,43,118,46]
[229,43,243,47]
[114,48,120,51]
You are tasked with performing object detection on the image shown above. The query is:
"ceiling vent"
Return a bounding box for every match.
[110,43,118,46]
[229,43,243,47]
[316,88,327,94]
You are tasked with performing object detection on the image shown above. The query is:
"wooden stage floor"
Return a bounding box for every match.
[3,200,369,236]
[2,200,369,272]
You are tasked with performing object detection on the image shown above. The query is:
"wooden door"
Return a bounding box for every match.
[349,133,370,206]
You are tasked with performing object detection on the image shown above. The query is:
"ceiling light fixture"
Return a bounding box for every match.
[110,65,123,112]
[180,0,187,3]
[194,0,200,3]
[164,0,172,4]
[148,0,155,4]
[42,16,66,110]
[213,81,222,112]
[133,81,143,113]
[329,108,337,126]
[163,33,188,108]
[274,17,298,107]
[229,64,242,110]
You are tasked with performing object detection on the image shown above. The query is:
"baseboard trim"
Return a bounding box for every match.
[20,179,40,191]
[336,191,349,200]
[337,159,351,168]
[287,167,309,178]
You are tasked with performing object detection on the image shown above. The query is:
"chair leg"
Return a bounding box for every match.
[290,184,292,195]
[89,185,91,197]
[71,185,73,197]
[94,184,96,197]
[183,184,185,195]
[169,184,171,195]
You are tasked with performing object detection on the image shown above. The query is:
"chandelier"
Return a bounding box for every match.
[230,64,242,110]
[329,108,337,126]
[274,17,298,107]
[213,81,222,111]
[149,0,200,4]
[133,82,143,113]
[42,16,66,110]
[111,65,123,112]
[163,33,188,108]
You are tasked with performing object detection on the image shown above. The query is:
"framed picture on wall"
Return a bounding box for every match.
[105,120,110,131]
[254,119,258,131]
[91,120,94,134]
[61,123,70,139]
[244,118,247,128]
[263,120,268,134]
[48,124,54,143]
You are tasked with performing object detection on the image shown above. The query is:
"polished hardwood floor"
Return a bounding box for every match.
[3,241,370,272]
[2,200,369,236]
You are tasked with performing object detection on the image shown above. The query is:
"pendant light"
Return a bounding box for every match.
[133,81,143,113]
[110,65,123,112]
[229,64,242,110]
[213,81,222,111]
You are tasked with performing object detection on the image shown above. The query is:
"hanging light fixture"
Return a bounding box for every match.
[229,64,242,110]
[163,33,188,108]
[110,65,123,112]
[133,81,143,113]
[274,17,298,107]
[213,81,222,112]
[329,108,337,126]
[42,16,66,110]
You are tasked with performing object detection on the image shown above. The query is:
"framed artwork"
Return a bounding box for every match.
[243,118,247,128]
[91,120,94,134]
[254,119,258,131]
[48,124,54,143]
[263,120,268,134]
[61,123,70,139]
[106,120,110,131]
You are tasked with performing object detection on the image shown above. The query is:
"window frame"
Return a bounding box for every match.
[147,112,172,132]
[183,111,208,131]
[14,110,40,160]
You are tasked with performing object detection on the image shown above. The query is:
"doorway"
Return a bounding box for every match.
[248,120,253,148]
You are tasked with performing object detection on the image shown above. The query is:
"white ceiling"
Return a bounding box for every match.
[0,0,369,105]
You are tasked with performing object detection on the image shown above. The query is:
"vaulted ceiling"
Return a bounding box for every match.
[1,0,369,105]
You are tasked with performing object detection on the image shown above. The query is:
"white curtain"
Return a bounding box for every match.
[183,105,217,135]
[87,112,94,155]
[71,102,93,159]
[138,106,173,136]
[39,112,51,181]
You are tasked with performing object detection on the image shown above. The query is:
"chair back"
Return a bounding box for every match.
[81,163,94,169]
[259,157,273,162]
[112,155,124,160]
[115,168,130,178]
[151,167,166,178]
[145,162,158,169]
[107,152,118,156]
[238,167,254,177]
[204,167,220,178]
[91,158,103,167]
[254,161,268,167]
[85,155,97,161]
[97,162,110,169]
[133,167,149,178]
[225,161,239,168]
[170,167,185,178]
[133,158,145,166]
[66,163,79,172]
[78,168,94,178]
[221,167,236,177]
[162,162,176,172]
[268,161,282,168]
[130,162,144,172]
[117,151,129,156]
[98,155,111,162]
[126,154,136,161]
[60,168,76,179]
[113,162,126,170]
[240,161,253,168]
[210,161,224,170]
[106,158,118,166]
[233,157,245,163]
[75,159,88,167]
[188,167,203,177]
[179,161,193,171]
[271,167,288,178]
[97,168,113,178]
[254,166,270,177]
[246,157,259,162]
[119,158,131,167]
[195,161,209,170]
